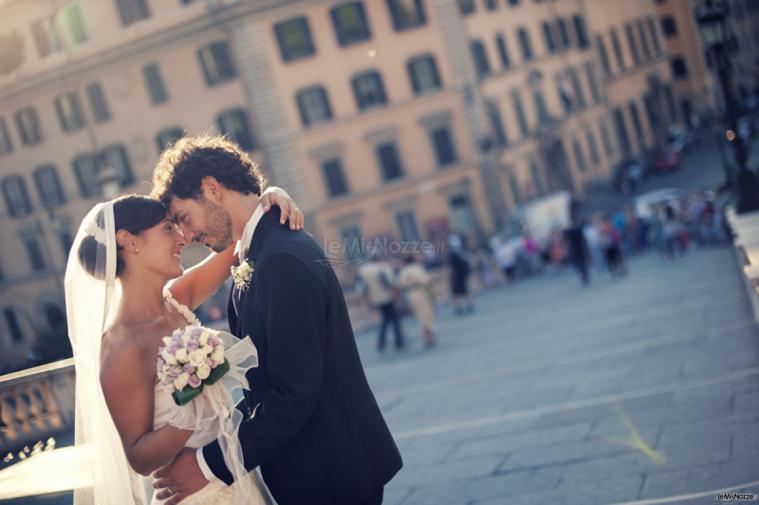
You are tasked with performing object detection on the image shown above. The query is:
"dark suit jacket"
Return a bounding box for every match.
[202,208,402,505]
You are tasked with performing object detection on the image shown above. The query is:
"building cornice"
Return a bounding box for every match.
[0,0,301,102]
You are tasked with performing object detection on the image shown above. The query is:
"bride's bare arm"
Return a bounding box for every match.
[100,339,192,476]
[168,186,304,310]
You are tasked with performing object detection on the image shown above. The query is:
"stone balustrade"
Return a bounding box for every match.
[0,358,75,455]
[726,206,759,323]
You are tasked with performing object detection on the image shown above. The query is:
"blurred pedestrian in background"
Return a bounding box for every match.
[677,198,693,251]
[399,256,437,348]
[476,248,500,289]
[358,254,406,352]
[663,204,686,259]
[649,204,667,256]
[496,235,521,284]
[612,210,630,255]
[624,206,646,254]
[697,192,724,246]
[585,213,605,272]
[599,214,627,276]
[564,208,591,286]
[548,229,567,272]
[521,231,542,276]
[690,192,706,245]
[448,234,475,315]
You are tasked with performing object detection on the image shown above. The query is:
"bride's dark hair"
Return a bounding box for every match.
[78,195,168,279]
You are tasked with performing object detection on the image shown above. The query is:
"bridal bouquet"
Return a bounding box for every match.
[156,326,230,406]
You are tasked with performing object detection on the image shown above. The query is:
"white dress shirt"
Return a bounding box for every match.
[196,202,265,483]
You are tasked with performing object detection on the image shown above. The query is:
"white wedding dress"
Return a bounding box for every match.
[149,293,274,505]
[151,386,237,505]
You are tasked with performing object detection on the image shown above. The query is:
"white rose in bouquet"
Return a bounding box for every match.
[161,350,177,366]
[196,363,211,380]
[189,349,207,367]
[175,348,188,363]
[173,372,190,391]
[211,345,225,365]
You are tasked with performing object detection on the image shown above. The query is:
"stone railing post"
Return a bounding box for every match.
[0,359,75,454]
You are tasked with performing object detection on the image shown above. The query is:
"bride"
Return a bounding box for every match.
[65,186,302,505]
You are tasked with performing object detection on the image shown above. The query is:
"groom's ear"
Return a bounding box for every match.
[200,177,223,203]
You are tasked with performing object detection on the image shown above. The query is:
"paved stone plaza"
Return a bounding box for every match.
[356,246,759,505]
[6,245,758,505]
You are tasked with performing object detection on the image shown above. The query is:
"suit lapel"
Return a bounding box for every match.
[227,289,238,331]
[226,208,280,335]
[233,285,242,313]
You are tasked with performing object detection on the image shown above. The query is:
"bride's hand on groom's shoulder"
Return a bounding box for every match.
[153,447,208,505]
[260,186,304,231]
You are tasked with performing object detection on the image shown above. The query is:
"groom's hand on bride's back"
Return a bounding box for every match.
[153,448,208,505]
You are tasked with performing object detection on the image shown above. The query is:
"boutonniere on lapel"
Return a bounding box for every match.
[231,259,255,292]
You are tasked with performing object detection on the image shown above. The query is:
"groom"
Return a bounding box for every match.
[150,136,402,505]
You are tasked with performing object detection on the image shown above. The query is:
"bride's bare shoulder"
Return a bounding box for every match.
[99,326,155,408]
[100,323,152,374]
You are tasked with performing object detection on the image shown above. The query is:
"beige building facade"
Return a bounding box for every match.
[0,0,747,370]
[656,0,717,120]
[461,0,613,218]
[586,0,678,159]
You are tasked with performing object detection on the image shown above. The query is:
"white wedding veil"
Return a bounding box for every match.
[64,201,149,505]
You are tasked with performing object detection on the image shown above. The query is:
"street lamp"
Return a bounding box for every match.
[697,0,759,213]
[697,3,726,48]
[713,124,731,183]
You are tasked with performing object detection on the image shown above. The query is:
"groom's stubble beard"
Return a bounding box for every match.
[199,197,233,253]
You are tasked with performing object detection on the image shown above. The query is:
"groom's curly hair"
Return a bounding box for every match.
[151,134,266,206]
